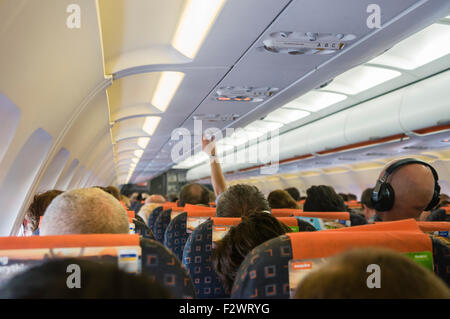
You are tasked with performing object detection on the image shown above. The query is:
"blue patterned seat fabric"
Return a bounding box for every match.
[231,235,291,299]
[231,234,450,299]
[140,237,195,299]
[182,219,229,298]
[148,206,164,231]
[164,212,188,262]
[153,209,172,243]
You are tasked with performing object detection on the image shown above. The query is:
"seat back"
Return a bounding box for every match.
[140,237,195,298]
[0,234,142,286]
[181,216,304,298]
[153,209,172,243]
[0,234,195,298]
[271,209,303,217]
[164,211,214,261]
[231,219,443,299]
[182,219,228,298]
[147,206,163,233]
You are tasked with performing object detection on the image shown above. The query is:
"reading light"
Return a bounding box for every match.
[285,91,347,112]
[142,116,161,135]
[172,0,226,59]
[152,72,185,112]
[137,137,150,149]
[134,150,144,158]
[369,24,450,70]
[324,65,401,95]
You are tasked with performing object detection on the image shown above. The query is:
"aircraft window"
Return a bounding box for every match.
[0,93,21,165]
[0,128,52,236]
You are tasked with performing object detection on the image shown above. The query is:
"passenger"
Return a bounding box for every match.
[284,187,301,201]
[167,192,179,203]
[373,159,438,221]
[178,183,210,207]
[304,185,367,225]
[145,194,166,205]
[338,193,349,202]
[297,219,317,232]
[216,184,271,217]
[24,190,63,235]
[208,190,216,204]
[136,194,165,225]
[40,188,129,235]
[293,248,450,299]
[267,189,300,209]
[120,194,131,209]
[361,188,381,223]
[202,135,227,198]
[0,258,172,299]
[426,207,450,222]
[304,185,347,212]
[212,212,292,293]
[106,186,121,201]
[131,193,145,213]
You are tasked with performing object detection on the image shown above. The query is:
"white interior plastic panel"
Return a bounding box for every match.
[307,111,348,154]
[399,70,450,132]
[344,89,404,144]
[55,159,80,190]
[68,165,86,190]
[279,125,314,159]
[37,148,70,193]
[0,128,52,236]
[0,92,21,166]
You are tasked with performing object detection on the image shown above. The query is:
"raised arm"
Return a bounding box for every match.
[202,135,227,197]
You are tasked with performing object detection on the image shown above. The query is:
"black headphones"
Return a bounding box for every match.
[371,158,440,212]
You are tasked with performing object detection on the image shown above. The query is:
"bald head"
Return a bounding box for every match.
[145,194,166,205]
[40,188,129,235]
[179,183,210,207]
[376,160,436,221]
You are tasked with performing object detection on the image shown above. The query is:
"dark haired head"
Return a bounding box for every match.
[212,212,292,293]
[179,183,210,207]
[268,189,300,209]
[347,193,357,201]
[26,190,63,232]
[0,258,172,299]
[216,184,270,217]
[167,193,179,203]
[304,185,347,212]
[284,187,301,201]
[297,219,317,232]
[361,188,375,209]
[338,193,349,202]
